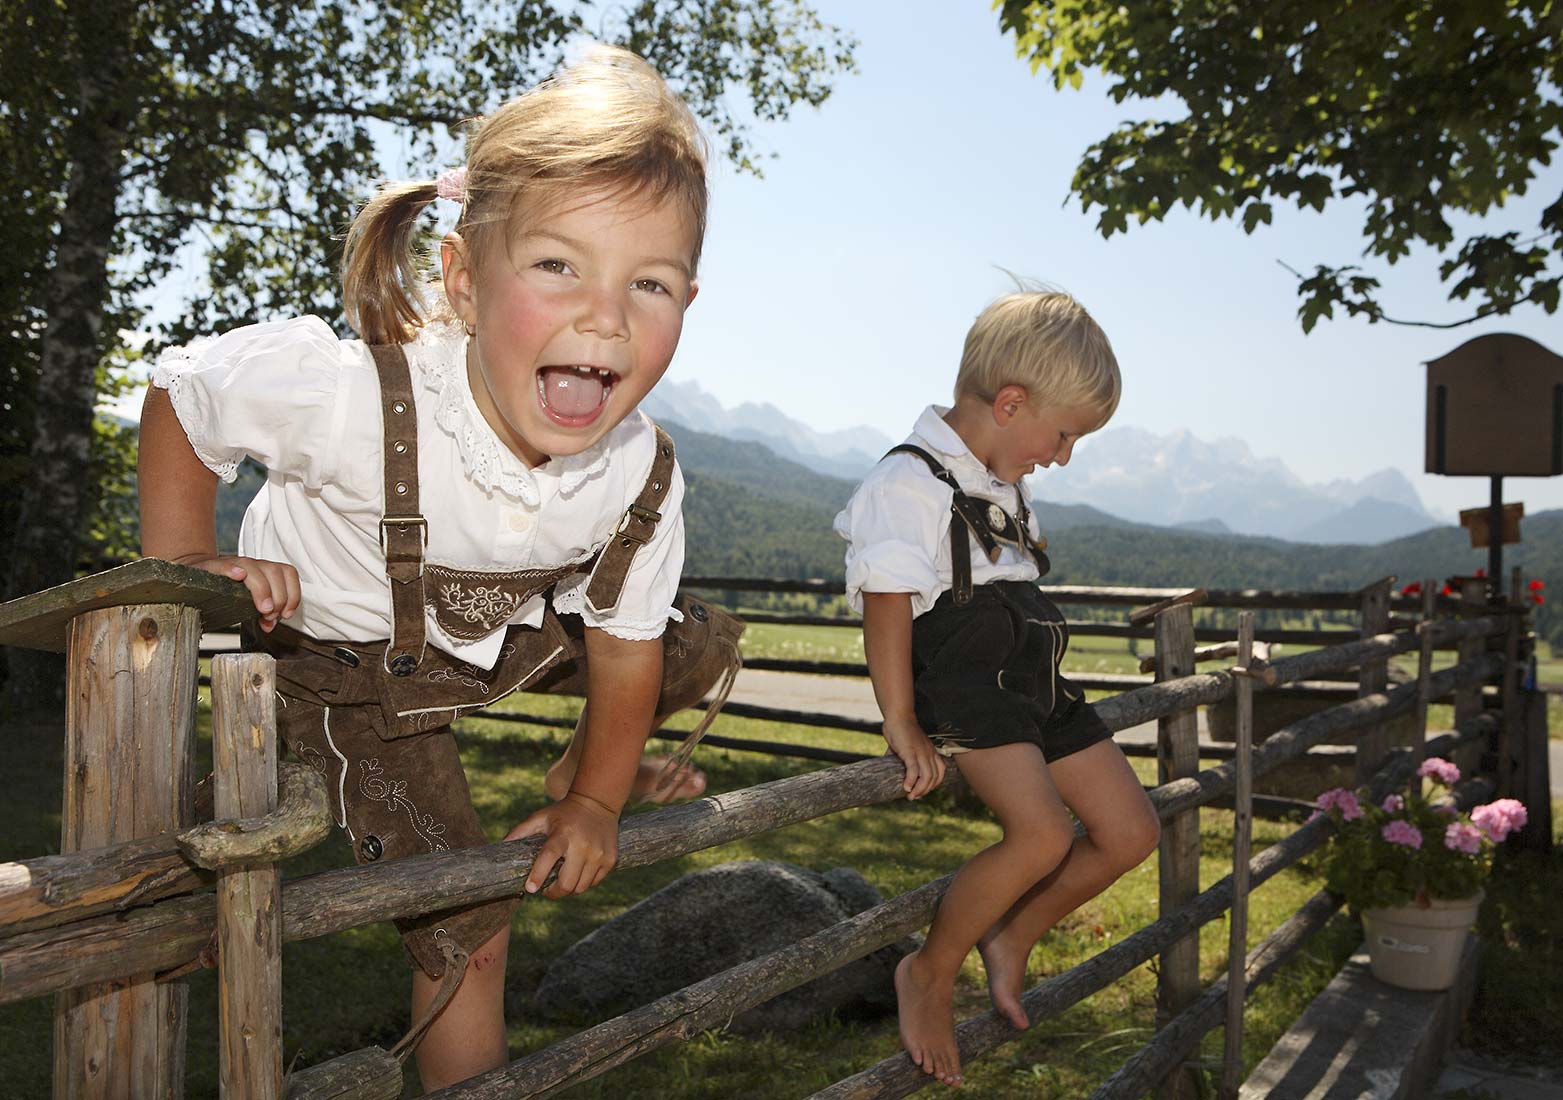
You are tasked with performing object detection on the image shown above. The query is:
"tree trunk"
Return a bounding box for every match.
[4,1,133,708]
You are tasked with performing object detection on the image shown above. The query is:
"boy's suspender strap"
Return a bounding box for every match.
[371,344,428,677]
[884,444,978,606]
[584,423,678,611]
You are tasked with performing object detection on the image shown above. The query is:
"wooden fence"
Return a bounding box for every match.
[0,561,1548,1099]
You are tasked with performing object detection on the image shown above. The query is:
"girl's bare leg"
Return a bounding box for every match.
[542,703,706,803]
[412,925,510,1090]
[896,743,1075,1086]
[976,741,1161,1028]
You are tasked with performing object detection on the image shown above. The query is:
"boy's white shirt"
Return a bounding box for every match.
[833,405,1043,618]
[152,315,685,670]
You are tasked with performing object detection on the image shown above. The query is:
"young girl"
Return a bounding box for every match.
[834,291,1162,1087]
[140,46,709,1089]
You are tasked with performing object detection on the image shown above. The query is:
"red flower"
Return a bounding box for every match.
[1534,594,1547,606]
[1529,579,1545,591]
[1441,583,1454,597]
[1475,568,1486,577]
[1402,581,1422,596]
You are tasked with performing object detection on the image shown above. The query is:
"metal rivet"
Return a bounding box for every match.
[652,480,663,492]
[392,400,407,415]
[393,440,407,454]
[620,537,632,547]
[661,446,671,457]
[395,481,408,495]
[332,646,361,668]
[689,602,708,623]
[359,835,384,861]
[390,653,417,677]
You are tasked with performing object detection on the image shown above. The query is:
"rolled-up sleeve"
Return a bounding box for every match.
[149,316,351,487]
[834,464,948,616]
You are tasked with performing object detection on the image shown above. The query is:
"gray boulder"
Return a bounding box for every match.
[533,860,913,1032]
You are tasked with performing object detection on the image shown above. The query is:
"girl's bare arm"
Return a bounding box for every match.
[138,386,299,629]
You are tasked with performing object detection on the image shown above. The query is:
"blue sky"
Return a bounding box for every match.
[664,2,1563,518]
[124,2,1561,520]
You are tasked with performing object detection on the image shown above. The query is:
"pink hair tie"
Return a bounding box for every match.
[435,166,468,203]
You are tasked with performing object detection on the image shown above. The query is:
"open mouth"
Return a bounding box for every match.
[536,365,619,427]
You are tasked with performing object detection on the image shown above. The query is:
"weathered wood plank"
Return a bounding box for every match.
[1354,577,1393,783]
[0,558,251,654]
[1,764,326,937]
[0,653,1505,1007]
[1454,578,1488,726]
[1154,604,1200,1100]
[1220,613,1256,1100]
[178,764,330,871]
[212,655,283,1099]
[53,604,199,1100]
[284,1047,403,1100]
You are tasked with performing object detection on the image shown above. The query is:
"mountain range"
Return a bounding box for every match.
[647,382,1445,545]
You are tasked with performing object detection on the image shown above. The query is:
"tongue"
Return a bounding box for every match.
[541,367,605,417]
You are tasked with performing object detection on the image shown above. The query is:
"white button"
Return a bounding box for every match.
[508,510,534,533]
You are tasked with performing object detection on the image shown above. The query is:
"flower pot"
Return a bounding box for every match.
[1360,890,1483,991]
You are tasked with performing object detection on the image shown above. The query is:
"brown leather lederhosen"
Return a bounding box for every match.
[256,343,687,977]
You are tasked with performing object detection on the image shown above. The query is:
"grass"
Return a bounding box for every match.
[2,625,1558,1097]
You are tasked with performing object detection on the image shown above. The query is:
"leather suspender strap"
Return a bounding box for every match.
[884,444,976,607]
[371,344,428,677]
[585,423,678,611]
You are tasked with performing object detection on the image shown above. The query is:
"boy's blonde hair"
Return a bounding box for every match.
[342,45,709,345]
[954,290,1121,422]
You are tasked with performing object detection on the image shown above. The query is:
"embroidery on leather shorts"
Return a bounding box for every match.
[358,758,450,852]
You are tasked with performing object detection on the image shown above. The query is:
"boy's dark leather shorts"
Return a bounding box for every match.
[910,580,1111,762]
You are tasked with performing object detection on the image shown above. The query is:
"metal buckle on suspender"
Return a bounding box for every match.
[616,503,662,545]
[379,515,428,571]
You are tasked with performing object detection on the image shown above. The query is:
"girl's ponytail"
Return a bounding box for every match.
[340,181,440,346]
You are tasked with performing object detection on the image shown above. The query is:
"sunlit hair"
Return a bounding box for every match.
[954,288,1121,424]
[342,44,709,345]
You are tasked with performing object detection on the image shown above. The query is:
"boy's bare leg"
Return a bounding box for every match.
[976,741,1160,1028]
[896,743,1075,1086]
[542,703,706,803]
[412,925,510,1090]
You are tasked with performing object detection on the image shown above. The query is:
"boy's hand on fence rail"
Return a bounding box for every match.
[882,716,946,800]
[172,553,300,632]
[507,792,620,899]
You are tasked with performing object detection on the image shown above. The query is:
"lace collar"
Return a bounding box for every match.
[408,321,612,505]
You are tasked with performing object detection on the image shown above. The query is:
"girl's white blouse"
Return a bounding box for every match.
[152,315,685,670]
[833,406,1043,618]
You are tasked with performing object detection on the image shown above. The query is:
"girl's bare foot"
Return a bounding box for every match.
[977,927,1032,1030]
[543,756,707,804]
[894,952,963,1086]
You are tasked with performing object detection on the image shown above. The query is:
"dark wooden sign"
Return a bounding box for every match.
[1425,333,1563,477]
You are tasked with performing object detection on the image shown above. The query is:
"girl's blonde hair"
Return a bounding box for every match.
[342,45,709,345]
[954,290,1121,422]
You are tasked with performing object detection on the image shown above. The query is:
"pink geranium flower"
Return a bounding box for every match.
[1381,794,1404,813]
[1317,788,1363,821]
[1417,758,1461,785]
[1444,822,1483,855]
[1471,799,1529,843]
[1382,820,1424,849]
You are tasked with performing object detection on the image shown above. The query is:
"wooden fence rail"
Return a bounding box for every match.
[0,563,1539,1099]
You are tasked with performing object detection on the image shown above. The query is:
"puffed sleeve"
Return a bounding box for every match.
[555,462,686,641]
[149,316,355,487]
[833,457,947,616]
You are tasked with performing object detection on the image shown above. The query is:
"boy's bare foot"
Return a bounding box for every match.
[543,756,707,804]
[895,951,963,1086]
[977,927,1032,1030]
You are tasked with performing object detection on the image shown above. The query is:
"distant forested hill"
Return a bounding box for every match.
[211,427,1559,645]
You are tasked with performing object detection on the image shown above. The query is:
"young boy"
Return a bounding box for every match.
[834,290,1161,1086]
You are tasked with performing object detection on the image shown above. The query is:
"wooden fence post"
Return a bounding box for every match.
[1454,577,1488,728]
[1354,577,1393,784]
[54,603,200,1100]
[1412,582,1437,772]
[1220,612,1255,1100]
[1154,602,1200,1100]
[211,654,283,1100]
